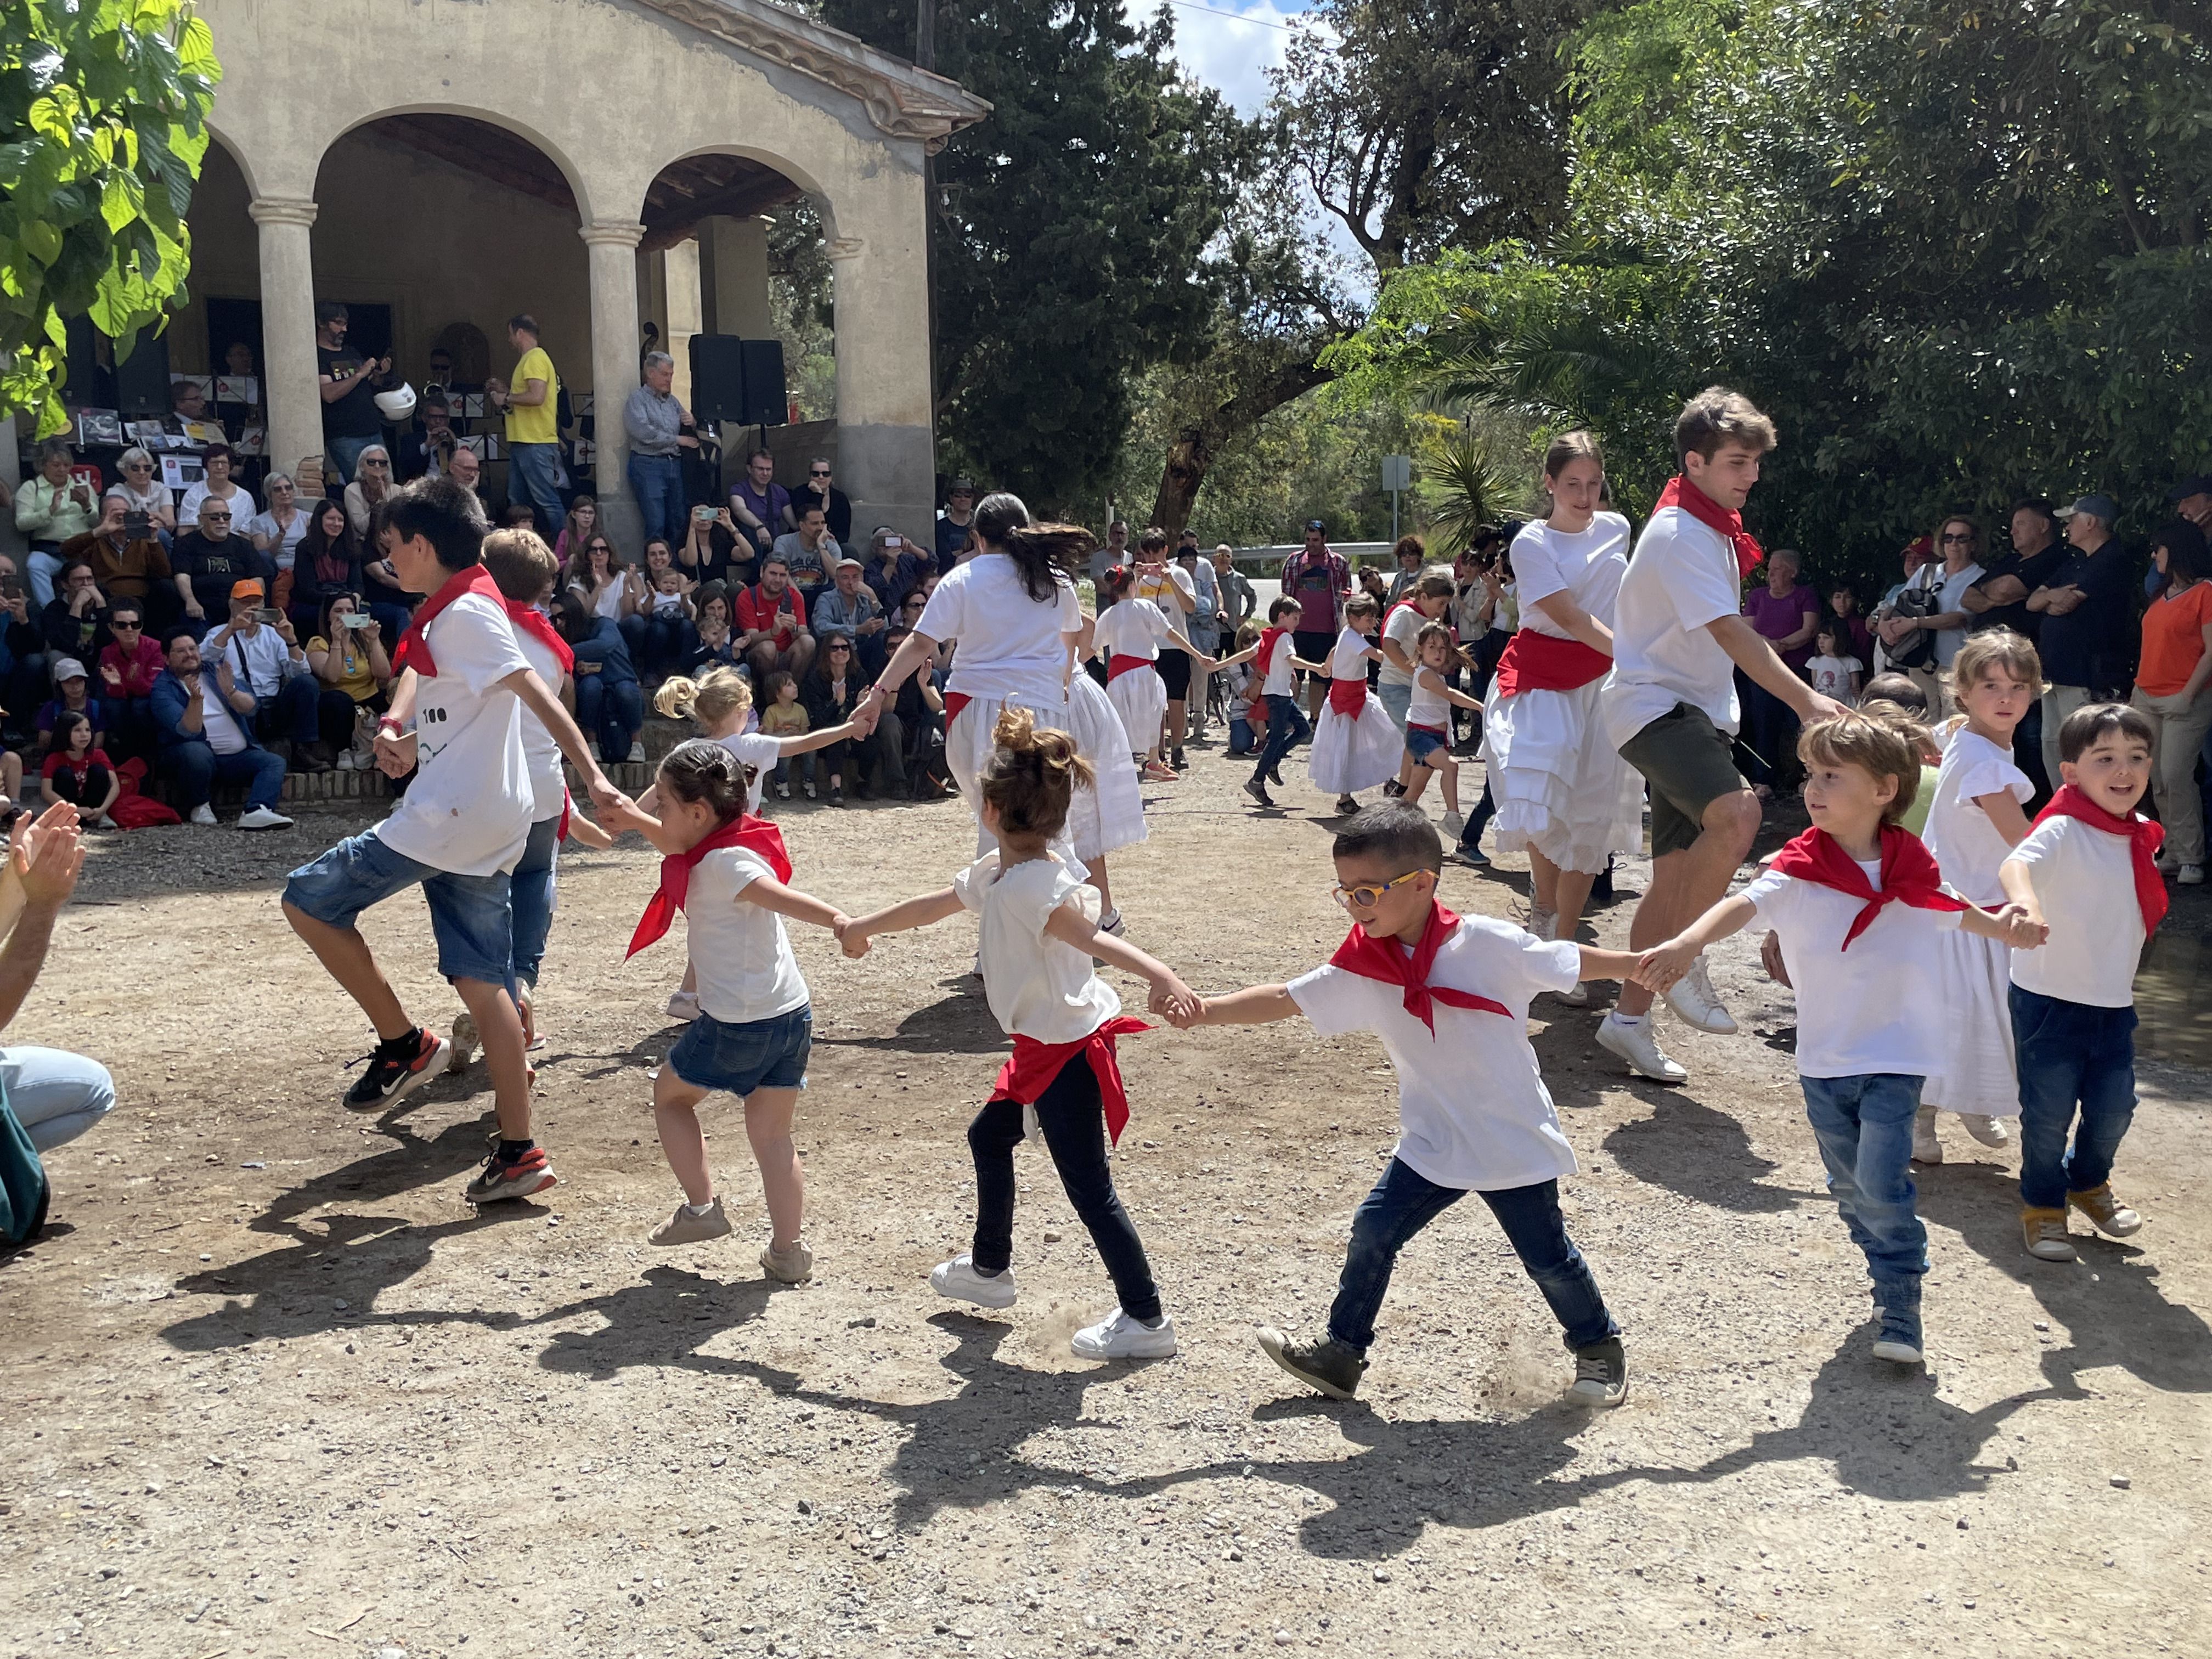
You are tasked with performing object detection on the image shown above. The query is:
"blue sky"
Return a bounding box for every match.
[1150,0,1303,114]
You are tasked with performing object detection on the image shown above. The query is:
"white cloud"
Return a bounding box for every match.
[1150,0,1300,116]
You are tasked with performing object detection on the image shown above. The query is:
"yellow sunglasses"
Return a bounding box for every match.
[1330,870,1428,910]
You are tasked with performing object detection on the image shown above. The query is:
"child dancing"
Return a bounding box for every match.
[1092,564,1201,782]
[1999,703,2163,1263]
[840,710,1198,1360]
[1400,622,1486,840]
[609,738,851,1277]
[1638,712,2044,1363]
[1176,803,1638,1404]
[1307,592,1402,817]
[1244,596,1327,810]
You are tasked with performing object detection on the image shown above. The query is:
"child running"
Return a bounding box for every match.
[608,738,849,1276]
[1999,702,2163,1263]
[1092,564,1201,782]
[839,710,1198,1360]
[1243,596,1326,810]
[1401,622,1485,840]
[1917,629,2042,1161]
[1175,803,1638,1405]
[1638,711,2043,1363]
[1307,593,1401,817]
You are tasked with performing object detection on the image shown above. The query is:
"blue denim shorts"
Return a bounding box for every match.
[1405,725,1451,764]
[283,830,515,989]
[667,1005,812,1097]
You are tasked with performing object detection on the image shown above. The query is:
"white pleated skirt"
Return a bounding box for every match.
[1482,679,1645,873]
[1310,691,1403,794]
[946,682,1148,864]
[1921,928,2021,1118]
[1105,665,1166,756]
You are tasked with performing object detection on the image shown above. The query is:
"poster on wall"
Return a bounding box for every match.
[215,376,260,405]
[169,373,214,398]
[75,410,123,447]
[235,426,268,458]
[160,455,206,491]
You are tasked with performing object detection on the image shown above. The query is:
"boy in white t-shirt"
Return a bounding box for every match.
[1998,702,2163,1264]
[1638,712,2042,1364]
[282,476,623,1205]
[1177,803,1639,1406]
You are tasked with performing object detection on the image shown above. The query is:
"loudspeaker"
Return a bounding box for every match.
[688,334,787,428]
[111,329,172,417]
[736,338,786,427]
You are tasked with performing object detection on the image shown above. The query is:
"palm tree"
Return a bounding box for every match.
[1414,424,1527,556]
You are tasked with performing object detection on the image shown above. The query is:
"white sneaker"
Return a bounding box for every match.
[1442,810,1466,839]
[1097,906,1127,937]
[446,1010,478,1075]
[335,750,360,772]
[1526,907,1558,941]
[1663,956,1738,1034]
[1912,1103,1944,1165]
[189,803,217,826]
[627,742,646,764]
[238,804,293,831]
[1596,1014,1687,1083]
[1959,1113,2011,1148]
[930,1254,1018,1310]
[2181,865,2205,887]
[665,990,702,1022]
[1071,1307,1178,1360]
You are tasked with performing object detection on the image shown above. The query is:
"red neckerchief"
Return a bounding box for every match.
[2032,785,2168,938]
[1767,823,1966,949]
[627,812,794,957]
[1656,473,1764,578]
[1328,901,1509,1034]
[503,597,573,675]
[391,565,504,677]
[990,1017,1151,1146]
[1492,629,1612,699]
[1107,653,1150,682]
[1255,626,1290,677]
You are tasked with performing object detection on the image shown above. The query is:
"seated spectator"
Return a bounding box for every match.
[306,593,393,771]
[771,503,840,597]
[150,629,291,830]
[95,599,162,761]
[398,393,456,482]
[1739,546,1820,786]
[40,561,110,668]
[444,443,490,519]
[292,499,373,633]
[171,494,268,634]
[39,712,118,828]
[876,619,947,798]
[677,504,747,590]
[680,584,740,678]
[341,444,397,537]
[108,448,173,541]
[567,533,644,635]
[800,635,901,803]
[735,555,814,686]
[169,376,211,430]
[352,500,421,637]
[500,502,538,530]
[729,447,789,565]
[628,539,697,680]
[556,588,643,765]
[36,661,104,758]
[0,556,48,747]
[14,441,98,608]
[861,526,931,613]
[245,472,311,591]
[812,555,890,677]
[788,457,853,545]
[199,579,342,771]
[552,495,599,571]
[62,494,172,629]
[177,443,249,527]
[0,805,119,1178]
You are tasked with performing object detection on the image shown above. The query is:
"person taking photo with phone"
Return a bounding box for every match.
[199,579,349,771]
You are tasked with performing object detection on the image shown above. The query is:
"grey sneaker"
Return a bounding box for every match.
[1567,1336,1629,1406]
[445,1009,478,1075]
[1871,1306,1924,1365]
[760,1239,815,1282]
[1959,1113,2012,1148]
[648,1198,733,1246]
[1255,1326,1367,1400]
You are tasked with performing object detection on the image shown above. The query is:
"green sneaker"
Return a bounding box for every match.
[1256,1327,1367,1400]
[1568,1336,1629,1406]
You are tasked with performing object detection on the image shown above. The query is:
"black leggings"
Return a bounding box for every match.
[967,1051,1161,1322]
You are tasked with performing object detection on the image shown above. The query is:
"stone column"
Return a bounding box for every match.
[579,219,646,550]
[247,196,321,479]
[829,229,934,540]
[663,239,703,411]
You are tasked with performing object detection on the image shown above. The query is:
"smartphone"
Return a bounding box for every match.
[340,612,375,630]
[257,607,284,626]
[692,505,716,523]
[123,509,151,537]
[0,573,21,601]
[884,535,902,550]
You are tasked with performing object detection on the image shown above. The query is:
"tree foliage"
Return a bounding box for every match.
[0,0,220,437]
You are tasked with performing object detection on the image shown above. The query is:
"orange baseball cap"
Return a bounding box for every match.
[230,578,266,600]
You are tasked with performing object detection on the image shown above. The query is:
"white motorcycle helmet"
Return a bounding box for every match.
[374,382,419,423]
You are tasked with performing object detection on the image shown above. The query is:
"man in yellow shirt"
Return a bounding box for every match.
[488,313,563,531]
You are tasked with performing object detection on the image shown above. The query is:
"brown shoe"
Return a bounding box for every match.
[760,1239,814,1283]
[648,1198,732,1246]
[2067,1183,2143,1239]
[2021,1206,2076,1262]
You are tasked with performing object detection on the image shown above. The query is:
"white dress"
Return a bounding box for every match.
[1093,598,1171,755]
[1921,728,2031,1118]
[1483,513,1645,871]
[1308,627,1402,794]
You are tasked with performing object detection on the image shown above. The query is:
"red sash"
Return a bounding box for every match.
[1655,473,1765,578]
[503,596,573,675]
[1407,721,1446,737]
[1327,676,1368,717]
[1328,901,1510,1034]
[1492,629,1611,699]
[1255,626,1290,679]
[627,812,793,957]
[944,691,972,726]
[391,565,504,678]
[1767,823,1966,949]
[1107,653,1150,683]
[989,1016,1150,1146]
[2031,785,2167,938]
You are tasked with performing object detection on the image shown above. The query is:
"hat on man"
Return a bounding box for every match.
[834,556,864,572]
[947,478,975,496]
[2167,473,2212,504]
[2058,493,2119,523]
[52,658,87,682]
[230,578,267,601]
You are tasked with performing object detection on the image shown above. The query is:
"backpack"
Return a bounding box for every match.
[1882,566,1943,671]
[0,1088,49,1250]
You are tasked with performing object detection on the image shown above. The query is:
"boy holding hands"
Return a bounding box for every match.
[1175,802,1640,1406]
[1637,712,2044,1363]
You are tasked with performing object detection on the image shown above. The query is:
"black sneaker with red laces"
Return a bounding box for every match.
[464,1143,557,1205]
[342,1029,450,1111]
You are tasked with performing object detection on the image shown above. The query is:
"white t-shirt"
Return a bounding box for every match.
[1407,665,1453,730]
[197,673,250,755]
[1376,600,1431,688]
[1602,507,1742,747]
[1926,561,1985,669]
[374,594,534,877]
[2005,816,2145,1007]
[1259,630,1299,697]
[1329,626,1373,682]
[1925,729,2030,905]
[514,627,567,823]
[178,478,246,528]
[917,552,1082,704]
[1510,512,1630,640]
[1287,913,1582,1190]
[718,729,782,815]
[1132,562,1193,623]
[687,846,810,1025]
[243,508,307,571]
[953,850,1120,1044]
[1094,597,1171,664]
[1804,654,1862,702]
[1741,859,1964,1078]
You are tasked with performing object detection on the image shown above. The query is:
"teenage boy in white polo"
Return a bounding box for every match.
[281,475,625,1204]
[1596,387,1844,1084]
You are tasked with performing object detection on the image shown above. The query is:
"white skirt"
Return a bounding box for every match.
[1482,678,1645,872]
[1921,928,2020,1118]
[1105,665,1166,756]
[945,683,1148,864]
[1310,690,1403,794]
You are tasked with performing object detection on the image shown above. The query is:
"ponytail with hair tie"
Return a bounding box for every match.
[981,708,1095,840]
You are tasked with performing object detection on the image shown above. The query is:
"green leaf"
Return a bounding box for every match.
[21,220,64,264]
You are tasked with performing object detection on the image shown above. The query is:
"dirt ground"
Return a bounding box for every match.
[4,726,2210,1659]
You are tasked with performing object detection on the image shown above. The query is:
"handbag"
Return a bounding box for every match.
[1882,568,1942,671]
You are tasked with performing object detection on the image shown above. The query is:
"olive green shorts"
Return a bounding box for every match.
[1618,702,1750,857]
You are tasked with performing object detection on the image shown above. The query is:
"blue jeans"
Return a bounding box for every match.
[1376,680,1412,729]
[667,1005,812,1097]
[506,442,565,529]
[284,828,515,989]
[509,814,561,991]
[326,433,377,486]
[25,548,64,612]
[575,673,643,763]
[1799,1073,1928,1306]
[1228,714,1255,755]
[620,612,698,679]
[160,742,286,811]
[1329,1156,1617,1352]
[1254,692,1312,780]
[627,452,685,549]
[2010,986,2137,1209]
[2,1046,117,1154]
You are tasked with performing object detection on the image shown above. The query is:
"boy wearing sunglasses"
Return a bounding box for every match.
[1173,802,1637,1404]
